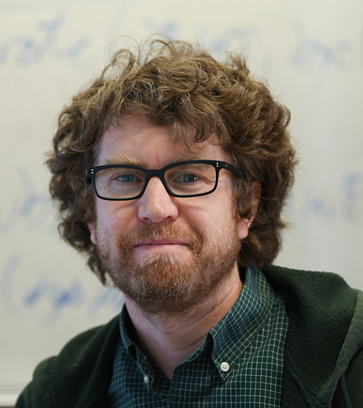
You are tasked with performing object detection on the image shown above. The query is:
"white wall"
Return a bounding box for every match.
[1,0,362,403]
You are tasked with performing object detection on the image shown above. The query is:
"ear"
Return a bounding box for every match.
[88,222,97,245]
[237,180,262,240]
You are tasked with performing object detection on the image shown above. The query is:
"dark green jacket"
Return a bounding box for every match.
[16,265,363,407]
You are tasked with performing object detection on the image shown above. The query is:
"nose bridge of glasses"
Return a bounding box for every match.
[143,167,170,195]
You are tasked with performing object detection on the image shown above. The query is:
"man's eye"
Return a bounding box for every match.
[114,173,138,183]
[175,173,199,183]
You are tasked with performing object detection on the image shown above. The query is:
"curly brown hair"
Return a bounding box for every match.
[47,37,297,284]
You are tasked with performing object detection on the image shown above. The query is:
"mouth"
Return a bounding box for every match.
[134,239,189,248]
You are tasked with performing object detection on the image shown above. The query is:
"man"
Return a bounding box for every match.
[17,38,363,407]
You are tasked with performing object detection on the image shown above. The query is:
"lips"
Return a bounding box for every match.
[134,239,188,248]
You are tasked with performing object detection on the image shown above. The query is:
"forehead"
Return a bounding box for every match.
[94,116,231,167]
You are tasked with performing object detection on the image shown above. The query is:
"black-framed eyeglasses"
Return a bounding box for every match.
[86,160,243,201]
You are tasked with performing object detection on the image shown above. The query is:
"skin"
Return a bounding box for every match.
[88,116,260,380]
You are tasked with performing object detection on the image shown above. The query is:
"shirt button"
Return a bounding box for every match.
[220,362,230,372]
[143,375,149,384]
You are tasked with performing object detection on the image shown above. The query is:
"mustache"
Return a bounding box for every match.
[118,223,203,254]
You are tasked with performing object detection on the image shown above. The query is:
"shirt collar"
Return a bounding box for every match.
[119,304,136,353]
[208,267,276,380]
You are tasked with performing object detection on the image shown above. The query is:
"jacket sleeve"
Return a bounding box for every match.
[344,348,363,408]
[15,357,57,408]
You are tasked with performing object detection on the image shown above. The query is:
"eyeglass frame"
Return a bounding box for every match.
[86,160,244,201]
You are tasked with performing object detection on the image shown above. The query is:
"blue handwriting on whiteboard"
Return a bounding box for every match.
[342,173,363,221]
[289,21,355,91]
[0,167,55,234]
[1,252,123,327]
[297,172,363,221]
[0,13,91,69]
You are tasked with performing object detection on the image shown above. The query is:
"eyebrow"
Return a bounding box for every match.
[104,155,143,166]
[103,154,204,168]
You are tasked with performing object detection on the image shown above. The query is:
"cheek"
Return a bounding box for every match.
[188,201,237,241]
[94,202,137,238]
[88,202,116,245]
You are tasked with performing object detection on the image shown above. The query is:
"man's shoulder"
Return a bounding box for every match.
[261,264,363,407]
[56,314,120,367]
[262,263,354,292]
[261,263,362,346]
[261,263,361,311]
[49,314,120,388]
[16,315,120,408]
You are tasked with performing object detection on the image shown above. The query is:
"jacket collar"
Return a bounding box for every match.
[262,264,363,407]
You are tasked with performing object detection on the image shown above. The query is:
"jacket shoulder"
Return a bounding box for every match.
[15,357,56,408]
[262,264,354,296]
[16,316,120,408]
[345,345,363,407]
[262,264,363,407]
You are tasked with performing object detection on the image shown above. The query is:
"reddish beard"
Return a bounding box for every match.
[96,223,241,316]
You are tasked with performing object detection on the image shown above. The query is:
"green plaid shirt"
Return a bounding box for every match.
[108,268,288,407]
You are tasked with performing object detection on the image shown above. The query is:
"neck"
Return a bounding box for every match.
[124,264,243,380]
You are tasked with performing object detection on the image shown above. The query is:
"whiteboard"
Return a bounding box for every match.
[1,0,363,404]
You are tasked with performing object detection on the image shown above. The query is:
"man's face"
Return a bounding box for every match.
[88,116,254,315]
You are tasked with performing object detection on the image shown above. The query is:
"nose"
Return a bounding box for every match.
[137,177,179,223]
